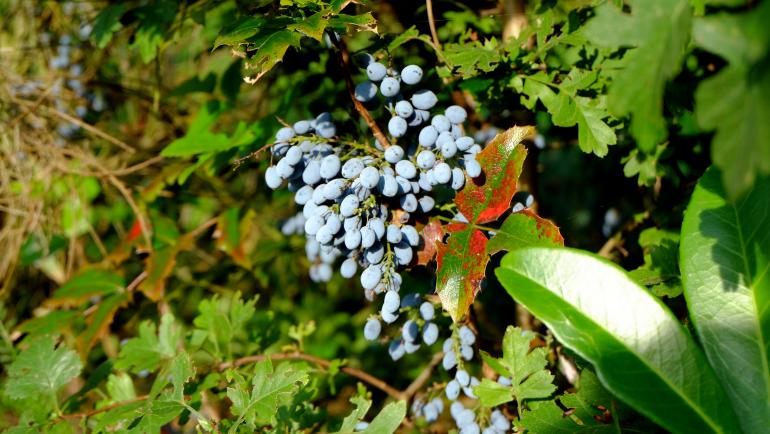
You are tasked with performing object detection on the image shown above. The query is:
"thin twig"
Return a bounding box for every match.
[403,351,444,400]
[329,34,392,149]
[61,395,149,419]
[14,98,135,154]
[218,352,404,399]
[426,0,441,51]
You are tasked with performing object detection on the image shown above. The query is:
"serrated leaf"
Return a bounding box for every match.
[416,219,444,265]
[455,126,532,224]
[193,292,257,359]
[444,40,501,76]
[53,269,124,303]
[227,360,310,429]
[475,326,555,408]
[521,74,616,156]
[680,167,770,434]
[518,370,618,433]
[435,226,489,322]
[130,2,175,63]
[337,396,372,433]
[114,313,179,373]
[4,336,82,407]
[243,30,304,84]
[91,3,128,48]
[487,209,564,255]
[329,12,378,34]
[214,17,266,48]
[496,247,741,434]
[387,26,424,51]
[287,12,329,41]
[628,228,682,298]
[692,2,770,199]
[583,0,692,152]
[364,400,406,434]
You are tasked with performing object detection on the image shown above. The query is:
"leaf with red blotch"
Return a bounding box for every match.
[487,209,564,255]
[455,126,534,224]
[435,225,490,321]
[416,219,445,265]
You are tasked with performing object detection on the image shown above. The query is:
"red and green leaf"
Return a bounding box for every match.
[416,219,445,266]
[455,126,533,224]
[487,209,564,255]
[435,225,489,321]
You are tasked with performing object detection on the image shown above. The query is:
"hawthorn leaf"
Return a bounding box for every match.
[193,292,258,359]
[520,73,616,157]
[161,102,256,157]
[435,226,489,322]
[416,219,444,265]
[114,313,180,373]
[628,228,682,298]
[474,326,556,408]
[583,0,692,152]
[242,30,303,84]
[496,247,741,434]
[680,167,770,433]
[517,370,618,433]
[455,126,532,224]
[4,336,82,407]
[444,40,501,76]
[487,209,564,255]
[227,360,310,429]
[692,2,770,199]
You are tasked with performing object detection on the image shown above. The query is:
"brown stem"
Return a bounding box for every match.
[402,351,444,399]
[426,0,442,51]
[218,351,404,399]
[61,395,150,419]
[329,35,392,149]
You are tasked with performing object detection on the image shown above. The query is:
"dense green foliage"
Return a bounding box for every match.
[1,0,768,433]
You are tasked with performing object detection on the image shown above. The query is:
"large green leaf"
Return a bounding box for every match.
[692,2,770,199]
[496,247,740,434]
[680,167,770,433]
[583,0,692,152]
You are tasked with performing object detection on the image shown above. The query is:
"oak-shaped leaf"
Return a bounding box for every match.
[4,336,82,412]
[474,326,556,408]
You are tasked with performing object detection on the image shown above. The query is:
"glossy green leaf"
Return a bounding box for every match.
[628,228,682,298]
[692,2,770,199]
[362,400,406,434]
[583,0,691,152]
[214,17,266,48]
[496,247,740,434]
[336,396,372,433]
[486,209,564,255]
[54,268,126,300]
[680,167,770,433]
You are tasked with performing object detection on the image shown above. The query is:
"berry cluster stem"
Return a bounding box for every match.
[328,32,393,150]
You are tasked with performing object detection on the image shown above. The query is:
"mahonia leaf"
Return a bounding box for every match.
[517,370,617,433]
[114,313,180,373]
[52,269,124,304]
[337,396,372,433]
[583,0,692,152]
[335,396,406,434]
[286,12,329,41]
[487,210,564,255]
[474,326,555,408]
[692,1,770,199]
[4,336,82,408]
[435,225,489,322]
[444,39,501,76]
[78,293,129,354]
[416,219,444,265]
[227,360,310,429]
[242,30,304,84]
[628,228,682,298]
[455,126,532,224]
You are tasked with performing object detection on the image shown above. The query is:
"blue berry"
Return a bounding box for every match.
[364,318,381,341]
[401,64,423,85]
[367,62,387,81]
